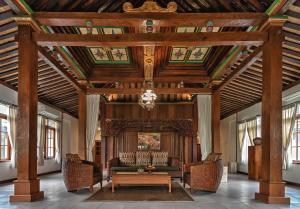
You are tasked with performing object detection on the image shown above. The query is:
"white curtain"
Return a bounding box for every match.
[37,116,46,166]
[7,106,17,168]
[282,105,296,170]
[86,95,100,161]
[55,121,61,164]
[238,123,247,151]
[247,119,257,146]
[197,95,211,160]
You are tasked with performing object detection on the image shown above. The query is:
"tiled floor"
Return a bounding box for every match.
[0,174,300,209]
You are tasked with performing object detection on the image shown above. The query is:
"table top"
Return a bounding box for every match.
[115,172,169,175]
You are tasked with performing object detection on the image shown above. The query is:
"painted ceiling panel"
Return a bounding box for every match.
[78,27,130,64]
[169,26,220,64]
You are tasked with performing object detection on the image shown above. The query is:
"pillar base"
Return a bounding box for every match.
[10,179,44,202]
[255,181,290,204]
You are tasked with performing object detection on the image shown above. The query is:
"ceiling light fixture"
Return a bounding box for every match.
[139,80,157,111]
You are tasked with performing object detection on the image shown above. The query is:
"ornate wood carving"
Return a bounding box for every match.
[101,119,195,137]
[123,1,177,13]
[144,46,155,81]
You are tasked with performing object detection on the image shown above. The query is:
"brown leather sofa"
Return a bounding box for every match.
[183,153,223,192]
[62,153,102,192]
[108,157,182,181]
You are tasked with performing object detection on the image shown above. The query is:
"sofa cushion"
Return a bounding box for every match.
[152,152,168,166]
[119,152,135,167]
[136,151,150,166]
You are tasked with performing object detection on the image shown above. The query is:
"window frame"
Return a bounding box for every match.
[292,114,300,164]
[44,124,56,159]
[0,114,11,162]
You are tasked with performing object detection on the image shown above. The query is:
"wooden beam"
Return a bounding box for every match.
[33,12,267,27]
[37,47,83,91]
[87,88,211,95]
[89,75,211,83]
[32,32,267,47]
[215,46,262,92]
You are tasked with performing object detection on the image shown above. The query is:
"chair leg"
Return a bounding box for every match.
[100,180,103,189]
[89,185,93,192]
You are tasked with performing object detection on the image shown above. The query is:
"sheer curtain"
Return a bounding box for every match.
[197,95,211,160]
[55,121,61,164]
[37,116,46,166]
[247,119,257,146]
[7,105,17,168]
[86,95,100,161]
[282,105,296,169]
[238,122,247,162]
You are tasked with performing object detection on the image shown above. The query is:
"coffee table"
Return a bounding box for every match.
[111,172,171,193]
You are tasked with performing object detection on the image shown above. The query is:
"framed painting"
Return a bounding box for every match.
[138,132,161,151]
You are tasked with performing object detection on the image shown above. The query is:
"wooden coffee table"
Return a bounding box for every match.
[111,172,171,193]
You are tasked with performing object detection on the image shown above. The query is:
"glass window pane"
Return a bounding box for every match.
[292,147,297,161]
[1,146,5,159]
[4,146,8,159]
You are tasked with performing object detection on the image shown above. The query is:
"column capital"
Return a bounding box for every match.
[14,16,41,32]
[261,16,287,31]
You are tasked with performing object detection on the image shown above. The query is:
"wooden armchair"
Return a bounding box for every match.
[62,154,102,192]
[184,153,223,192]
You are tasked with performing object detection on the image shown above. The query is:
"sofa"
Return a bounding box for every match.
[108,151,182,181]
[183,153,223,192]
[62,153,102,192]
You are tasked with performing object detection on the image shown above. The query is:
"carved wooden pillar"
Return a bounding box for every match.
[10,25,44,202]
[212,91,221,153]
[255,20,290,204]
[78,90,87,160]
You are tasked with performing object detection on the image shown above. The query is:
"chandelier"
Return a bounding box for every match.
[139,80,157,111]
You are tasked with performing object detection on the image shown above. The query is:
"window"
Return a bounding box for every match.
[0,114,10,161]
[44,119,56,159]
[291,105,300,163]
[239,116,261,165]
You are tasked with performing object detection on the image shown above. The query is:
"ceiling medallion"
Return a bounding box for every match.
[123,0,177,13]
[139,80,157,111]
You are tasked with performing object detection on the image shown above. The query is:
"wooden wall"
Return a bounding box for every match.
[105,103,194,120]
[101,102,198,167]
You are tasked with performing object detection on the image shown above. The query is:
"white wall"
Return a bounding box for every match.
[0,84,78,182]
[221,83,300,183]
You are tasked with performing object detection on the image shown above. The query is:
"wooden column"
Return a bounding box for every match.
[255,20,290,204]
[192,100,198,162]
[78,90,87,160]
[212,91,221,153]
[10,25,44,202]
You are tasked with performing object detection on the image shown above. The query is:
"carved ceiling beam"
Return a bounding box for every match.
[33,12,267,27]
[32,32,267,47]
[87,87,211,95]
[89,75,211,83]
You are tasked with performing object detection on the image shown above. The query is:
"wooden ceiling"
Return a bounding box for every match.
[219,0,300,118]
[2,0,300,119]
[0,1,78,116]
[24,0,271,13]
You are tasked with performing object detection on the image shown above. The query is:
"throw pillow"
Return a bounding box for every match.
[119,152,135,166]
[152,152,168,166]
[136,151,151,167]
